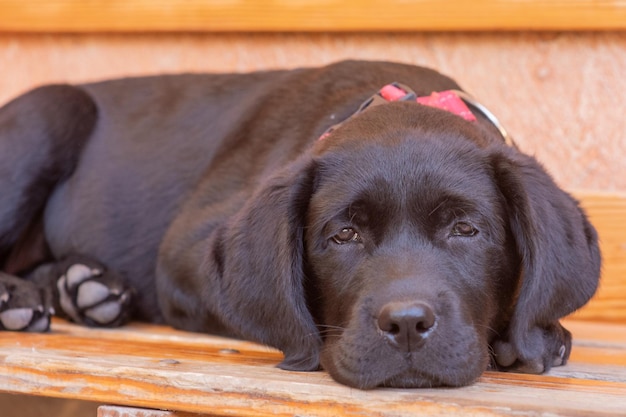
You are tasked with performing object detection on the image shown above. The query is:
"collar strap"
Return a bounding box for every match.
[320,82,513,147]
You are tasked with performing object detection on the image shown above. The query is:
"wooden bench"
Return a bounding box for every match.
[0,191,624,416]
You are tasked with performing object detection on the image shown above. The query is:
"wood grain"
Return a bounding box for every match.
[1,319,625,417]
[1,0,626,32]
[98,406,208,417]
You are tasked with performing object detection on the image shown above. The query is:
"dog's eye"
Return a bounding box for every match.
[332,228,361,244]
[451,221,478,237]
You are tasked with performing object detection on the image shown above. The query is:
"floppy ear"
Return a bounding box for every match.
[217,155,321,371]
[490,147,601,373]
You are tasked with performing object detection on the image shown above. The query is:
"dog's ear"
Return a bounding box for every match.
[490,147,601,373]
[218,155,321,372]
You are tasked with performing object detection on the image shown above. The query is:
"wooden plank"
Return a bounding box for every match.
[98,406,207,417]
[570,192,626,323]
[1,319,625,416]
[0,0,626,32]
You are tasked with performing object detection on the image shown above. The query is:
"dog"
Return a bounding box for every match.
[0,60,600,389]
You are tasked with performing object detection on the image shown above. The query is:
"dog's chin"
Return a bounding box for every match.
[321,352,484,390]
[378,374,450,389]
[360,372,448,390]
[324,362,479,390]
[320,335,489,389]
[376,369,480,389]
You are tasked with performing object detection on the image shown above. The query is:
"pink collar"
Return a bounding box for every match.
[381,83,476,121]
[319,82,512,146]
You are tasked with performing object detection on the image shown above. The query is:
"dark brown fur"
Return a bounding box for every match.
[0,61,600,388]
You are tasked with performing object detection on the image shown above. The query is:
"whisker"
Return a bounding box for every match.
[474,323,500,337]
[316,324,346,331]
[429,199,447,217]
[316,329,343,336]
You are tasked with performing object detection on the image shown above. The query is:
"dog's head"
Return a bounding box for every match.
[214,102,600,388]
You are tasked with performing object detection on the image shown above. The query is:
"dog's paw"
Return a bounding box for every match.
[57,263,133,327]
[0,273,53,332]
[493,322,572,374]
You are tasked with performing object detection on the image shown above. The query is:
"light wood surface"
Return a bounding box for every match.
[1,0,626,32]
[98,406,205,417]
[0,319,624,417]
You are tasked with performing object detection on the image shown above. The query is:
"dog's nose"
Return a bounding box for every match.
[377,301,436,351]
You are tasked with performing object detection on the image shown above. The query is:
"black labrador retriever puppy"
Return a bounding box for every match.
[0,60,600,389]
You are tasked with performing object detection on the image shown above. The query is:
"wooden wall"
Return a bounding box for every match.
[2,31,625,192]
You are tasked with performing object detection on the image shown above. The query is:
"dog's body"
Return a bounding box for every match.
[0,61,600,389]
